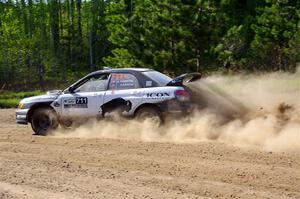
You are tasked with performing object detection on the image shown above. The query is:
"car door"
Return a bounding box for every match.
[60,73,109,118]
[102,72,143,116]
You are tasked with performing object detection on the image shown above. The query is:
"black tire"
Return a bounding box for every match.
[31,108,58,135]
[135,106,163,124]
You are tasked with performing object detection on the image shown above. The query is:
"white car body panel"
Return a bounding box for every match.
[51,86,183,118]
[57,91,105,117]
[103,88,144,115]
[16,68,196,127]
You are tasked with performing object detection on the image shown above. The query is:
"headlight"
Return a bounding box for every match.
[18,103,29,109]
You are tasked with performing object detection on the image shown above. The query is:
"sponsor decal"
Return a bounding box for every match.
[101,98,132,114]
[64,97,88,108]
[146,93,170,98]
[117,79,135,87]
[109,73,136,90]
[111,73,126,79]
[145,81,152,87]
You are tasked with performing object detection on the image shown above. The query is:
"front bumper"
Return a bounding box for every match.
[16,109,29,124]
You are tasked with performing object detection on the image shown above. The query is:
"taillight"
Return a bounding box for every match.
[174,89,190,102]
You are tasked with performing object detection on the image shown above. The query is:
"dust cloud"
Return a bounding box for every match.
[53,68,300,152]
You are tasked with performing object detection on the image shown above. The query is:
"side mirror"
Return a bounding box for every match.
[68,87,74,93]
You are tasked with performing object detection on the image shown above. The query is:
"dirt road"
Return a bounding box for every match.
[0,109,299,199]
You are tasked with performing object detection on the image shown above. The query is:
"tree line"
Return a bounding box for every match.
[0,0,299,90]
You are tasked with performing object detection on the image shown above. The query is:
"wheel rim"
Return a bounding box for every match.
[35,114,51,132]
[138,111,161,124]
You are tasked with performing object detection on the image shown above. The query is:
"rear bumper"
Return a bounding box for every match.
[157,99,194,116]
[16,109,29,124]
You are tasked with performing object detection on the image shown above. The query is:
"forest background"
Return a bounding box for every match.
[0,0,299,91]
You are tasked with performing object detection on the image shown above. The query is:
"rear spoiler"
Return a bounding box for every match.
[167,73,202,86]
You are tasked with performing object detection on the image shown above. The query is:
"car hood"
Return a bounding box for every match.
[21,91,62,103]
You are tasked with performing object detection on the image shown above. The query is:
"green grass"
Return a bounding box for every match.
[0,91,44,108]
[0,99,21,108]
[0,91,43,99]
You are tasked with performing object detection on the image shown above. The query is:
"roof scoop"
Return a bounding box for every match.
[46,90,62,95]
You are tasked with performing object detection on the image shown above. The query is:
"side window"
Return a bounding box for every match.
[109,73,140,90]
[75,74,109,92]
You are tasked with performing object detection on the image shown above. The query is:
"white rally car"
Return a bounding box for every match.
[16,68,201,135]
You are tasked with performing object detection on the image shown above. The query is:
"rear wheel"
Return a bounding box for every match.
[31,108,58,135]
[135,106,163,125]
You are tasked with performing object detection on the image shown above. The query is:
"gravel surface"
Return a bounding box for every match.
[0,109,299,199]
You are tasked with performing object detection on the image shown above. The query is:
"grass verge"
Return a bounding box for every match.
[0,91,43,108]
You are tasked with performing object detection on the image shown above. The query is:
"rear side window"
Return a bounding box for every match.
[108,73,140,90]
[142,71,172,86]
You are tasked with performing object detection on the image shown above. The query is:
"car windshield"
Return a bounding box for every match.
[143,71,172,86]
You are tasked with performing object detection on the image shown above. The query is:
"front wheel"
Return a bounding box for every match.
[59,119,73,129]
[31,108,58,135]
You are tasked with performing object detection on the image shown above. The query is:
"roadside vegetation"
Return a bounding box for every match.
[0,0,299,90]
[0,91,43,108]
